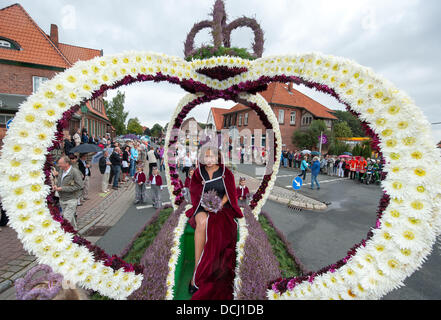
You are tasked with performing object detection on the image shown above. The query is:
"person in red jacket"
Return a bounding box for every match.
[349,157,357,180]
[134,165,147,204]
[358,157,367,181]
[236,177,250,208]
[148,167,163,209]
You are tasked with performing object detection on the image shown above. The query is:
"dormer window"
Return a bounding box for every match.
[0,40,11,48]
[0,37,21,51]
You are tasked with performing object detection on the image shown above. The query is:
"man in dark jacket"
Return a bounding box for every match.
[64,134,75,156]
[110,147,122,190]
[78,153,91,201]
[81,130,89,144]
[99,151,112,193]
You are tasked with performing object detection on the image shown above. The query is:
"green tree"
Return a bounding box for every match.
[360,140,373,159]
[333,110,365,137]
[292,120,331,150]
[127,118,144,135]
[328,139,350,156]
[144,127,151,136]
[333,121,353,138]
[104,91,128,135]
[151,123,164,138]
[352,144,362,156]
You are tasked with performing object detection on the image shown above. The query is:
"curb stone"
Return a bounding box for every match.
[0,280,13,294]
[235,169,327,211]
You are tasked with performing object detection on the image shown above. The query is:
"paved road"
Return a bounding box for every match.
[96,178,172,256]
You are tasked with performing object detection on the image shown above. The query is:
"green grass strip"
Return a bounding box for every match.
[258,214,302,278]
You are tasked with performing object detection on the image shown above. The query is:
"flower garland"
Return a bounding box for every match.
[233,209,249,299]
[164,206,190,300]
[0,50,440,300]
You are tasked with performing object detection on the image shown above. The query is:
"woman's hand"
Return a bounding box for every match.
[221,194,228,209]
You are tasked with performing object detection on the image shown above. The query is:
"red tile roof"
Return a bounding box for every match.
[0,4,70,68]
[0,3,101,68]
[210,107,229,130]
[58,43,102,64]
[85,100,110,121]
[227,82,337,120]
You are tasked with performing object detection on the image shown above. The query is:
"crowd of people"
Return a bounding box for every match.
[281,149,384,190]
[48,128,167,228]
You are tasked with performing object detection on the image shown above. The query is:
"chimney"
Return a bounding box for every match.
[288,82,293,92]
[50,24,59,47]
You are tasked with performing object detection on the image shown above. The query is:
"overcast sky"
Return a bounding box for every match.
[6,0,441,141]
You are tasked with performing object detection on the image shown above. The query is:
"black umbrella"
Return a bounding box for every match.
[69,143,103,154]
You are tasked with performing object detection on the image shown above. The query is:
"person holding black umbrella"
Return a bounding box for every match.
[69,143,103,154]
[78,153,91,201]
[99,151,112,193]
[64,134,74,156]
[81,129,89,144]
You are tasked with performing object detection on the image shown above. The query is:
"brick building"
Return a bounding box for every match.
[217,82,337,151]
[0,3,114,148]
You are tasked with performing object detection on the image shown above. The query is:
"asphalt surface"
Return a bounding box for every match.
[95,177,172,256]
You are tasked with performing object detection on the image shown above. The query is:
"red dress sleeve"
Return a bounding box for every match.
[223,168,243,219]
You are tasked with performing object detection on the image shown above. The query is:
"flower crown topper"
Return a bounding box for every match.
[184,0,264,60]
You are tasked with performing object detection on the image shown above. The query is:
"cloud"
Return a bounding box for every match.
[6,0,440,141]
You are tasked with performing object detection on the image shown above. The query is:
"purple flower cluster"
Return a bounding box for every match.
[201,190,223,214]
[15,264,64,300]
[196,66,248,81]
[235,206,281,300]
[129,203,187,300]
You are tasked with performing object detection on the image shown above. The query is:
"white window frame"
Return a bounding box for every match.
[0,114,14,125]
[238,114,242,126]
[290,111,296,125]
[244,113,249,126]
[278,109,285,124]
[32,76,49,93]
[302,113,313,126]
[0,40,12,48]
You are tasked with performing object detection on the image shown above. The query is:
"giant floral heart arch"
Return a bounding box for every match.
[1,51,441,300]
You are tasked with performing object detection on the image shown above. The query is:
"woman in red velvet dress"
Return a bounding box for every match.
[185,146,243,300]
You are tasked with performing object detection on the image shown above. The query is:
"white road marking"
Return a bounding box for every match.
[136,201,171,210]
[257,174,297,179]
[285,178,350,188]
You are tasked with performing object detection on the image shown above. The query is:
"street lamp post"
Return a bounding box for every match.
[319,131,323,156]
